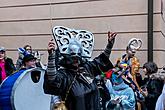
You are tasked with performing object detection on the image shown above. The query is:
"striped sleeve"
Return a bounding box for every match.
[47,51,56,80]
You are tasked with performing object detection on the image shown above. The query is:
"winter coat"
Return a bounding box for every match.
[144,72,165,110]
[0,57,16,84]
[43,53,113,110]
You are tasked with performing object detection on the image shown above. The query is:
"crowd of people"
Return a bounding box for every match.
[0,26,165,110]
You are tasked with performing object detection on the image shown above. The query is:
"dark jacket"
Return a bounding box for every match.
[44,53,113,110]
[15,53,24,70]
[0,57,16,84]
[143,73,165,110]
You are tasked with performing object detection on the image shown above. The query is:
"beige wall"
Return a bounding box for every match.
[0,0,164,68]
[159,0,165,68]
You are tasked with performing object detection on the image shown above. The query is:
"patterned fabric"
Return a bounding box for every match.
[47,52,56,80]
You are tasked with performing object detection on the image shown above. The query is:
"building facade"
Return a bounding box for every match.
[0,0,164,69]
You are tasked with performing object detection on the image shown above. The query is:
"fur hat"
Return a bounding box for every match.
[150,72,165,81]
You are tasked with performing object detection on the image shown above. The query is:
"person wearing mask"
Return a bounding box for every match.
[0,47,16,84]
[43,26,117,110]
[115,38,142,90]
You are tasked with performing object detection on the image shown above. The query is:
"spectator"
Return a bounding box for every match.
[21,54,37,70]
[16,45,32,70]
[16,45,45,70]
[141,62,165,110]
[0,47,16,84]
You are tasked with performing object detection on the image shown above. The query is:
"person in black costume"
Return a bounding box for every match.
[43,26,117,110]
[94,75,111,110]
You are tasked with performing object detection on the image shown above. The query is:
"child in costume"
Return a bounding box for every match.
[106,72,135,110]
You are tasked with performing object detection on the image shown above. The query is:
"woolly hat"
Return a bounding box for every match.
[22,54,36,64]
[0,47,6,52]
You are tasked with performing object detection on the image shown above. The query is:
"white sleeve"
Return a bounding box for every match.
[155,84,165,110]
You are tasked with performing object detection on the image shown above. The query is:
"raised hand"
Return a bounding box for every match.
[103,31,117,57]
[48,39,56,54]
[108,31,117,42]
